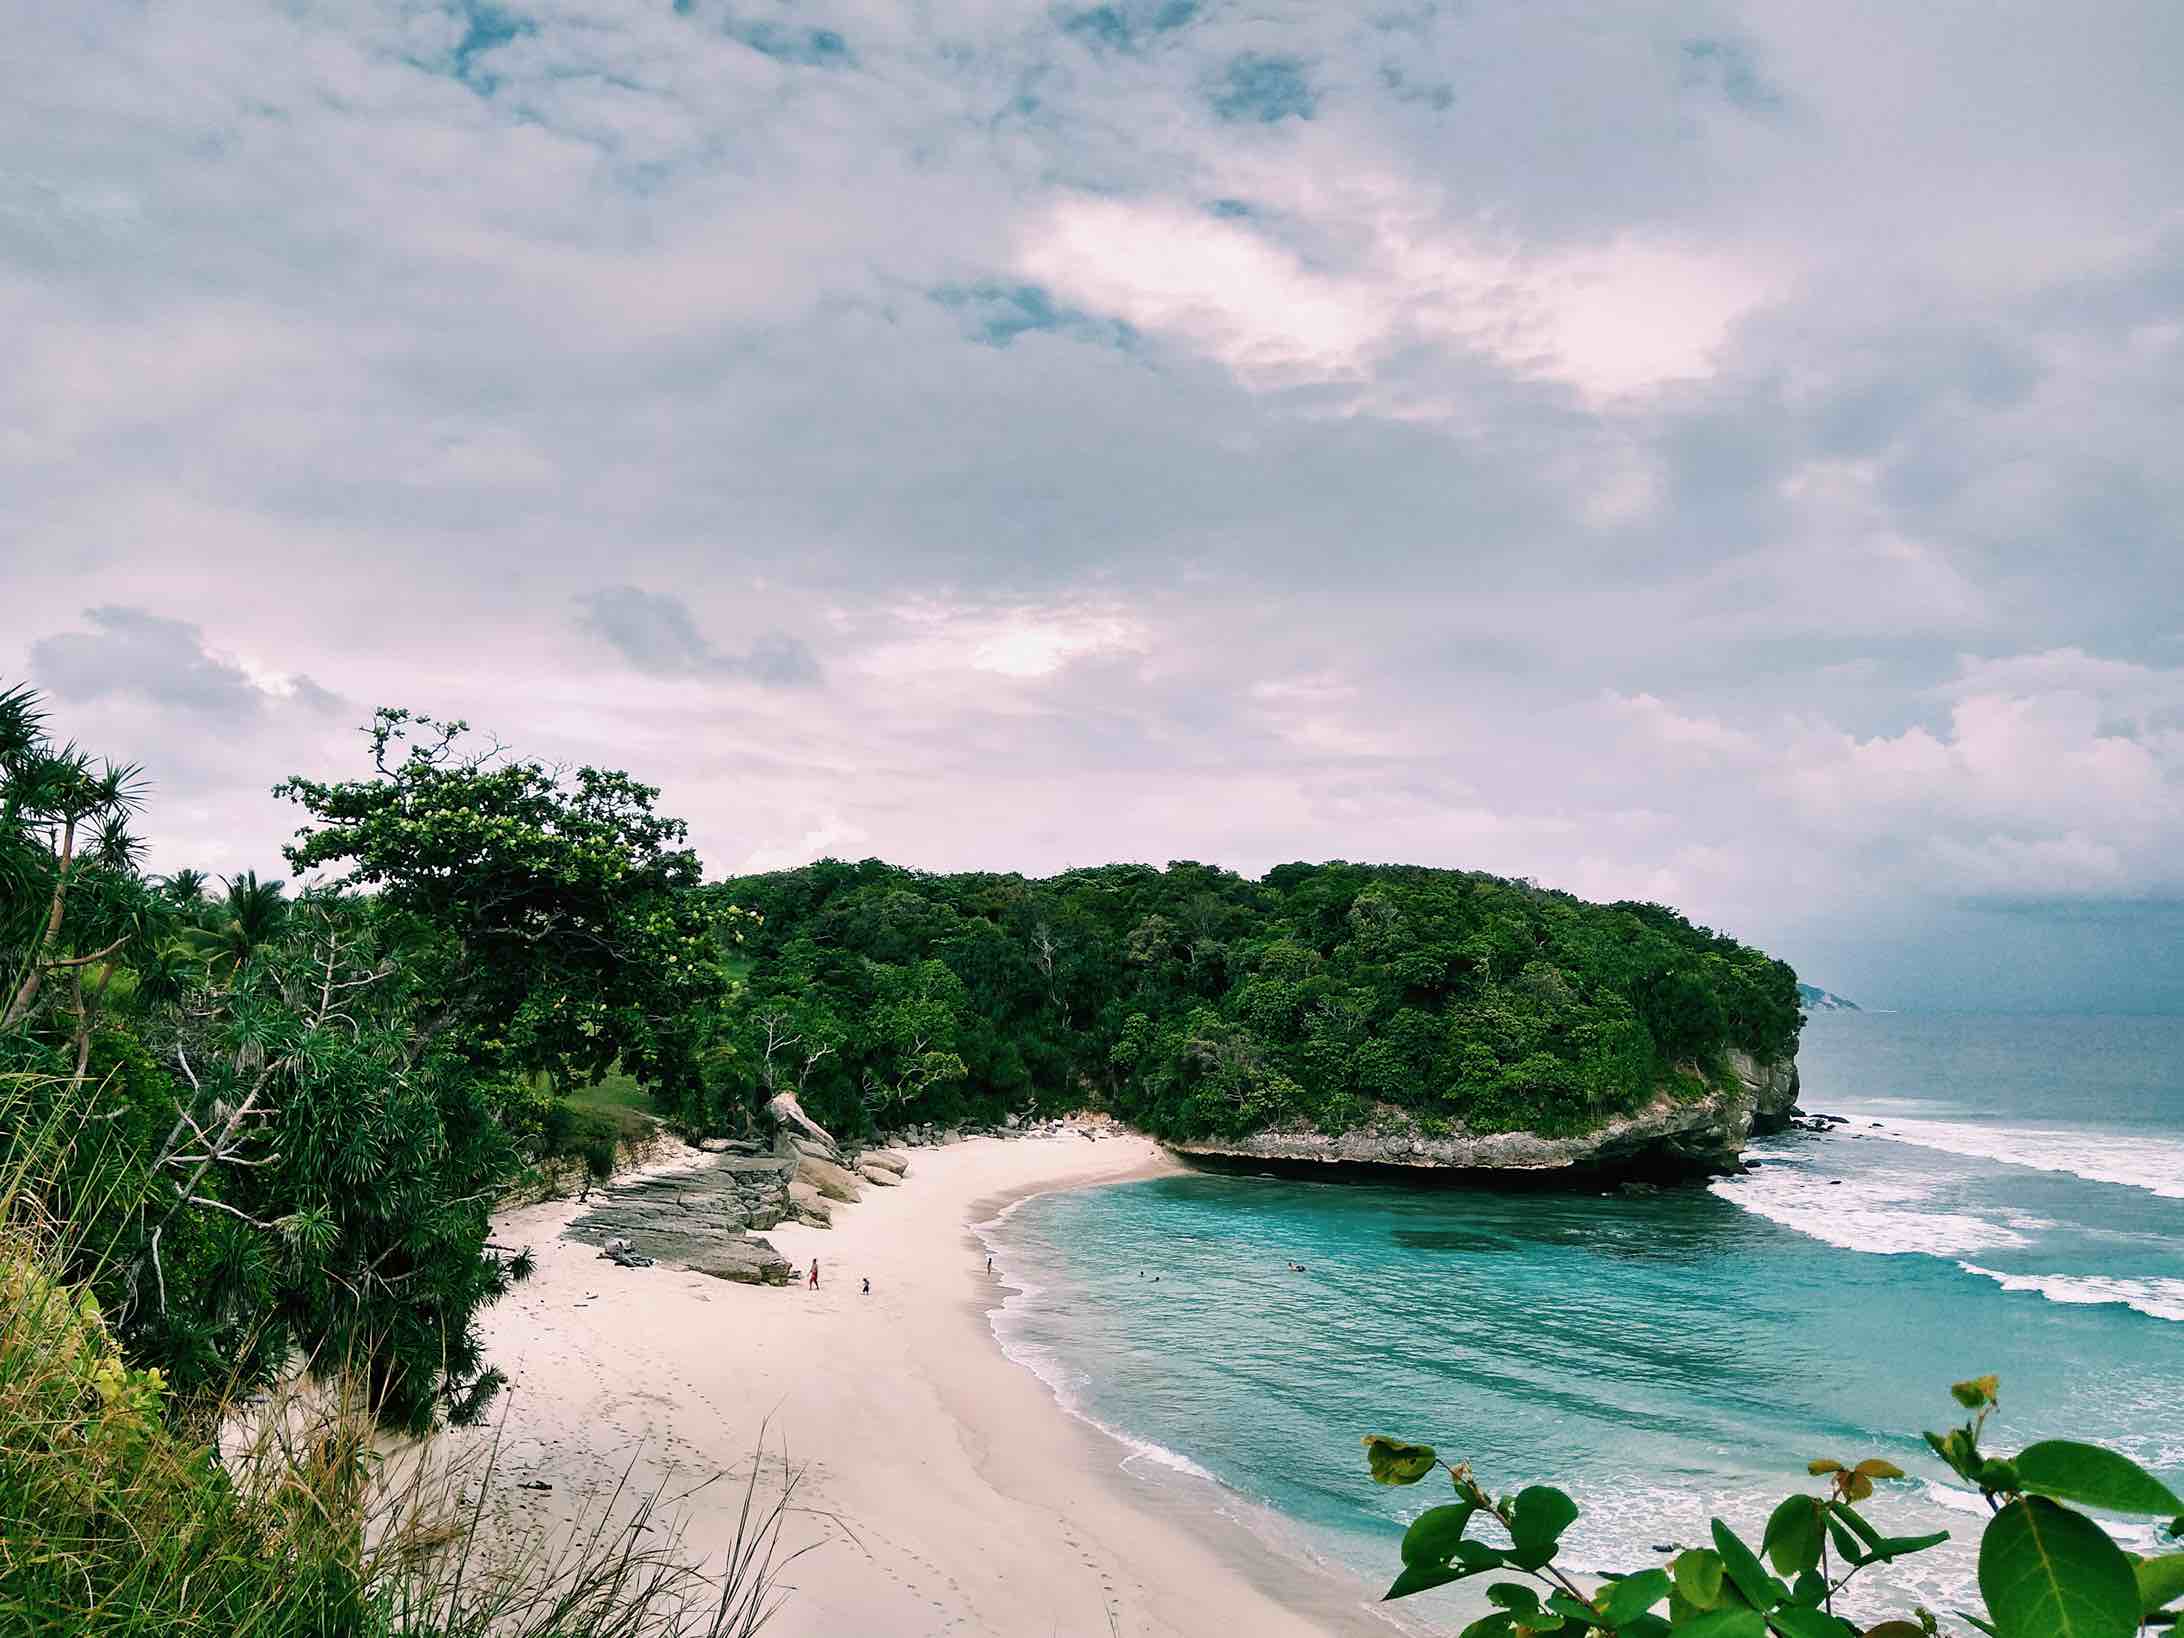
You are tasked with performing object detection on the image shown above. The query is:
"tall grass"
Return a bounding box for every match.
[0,1073,805,1638]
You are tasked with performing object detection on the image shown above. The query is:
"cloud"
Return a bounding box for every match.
[576,587,822,688]
[4,0,2183,1006]
[27,608,340,720]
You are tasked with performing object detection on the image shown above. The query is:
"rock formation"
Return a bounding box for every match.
[1170,1051,1801,1184]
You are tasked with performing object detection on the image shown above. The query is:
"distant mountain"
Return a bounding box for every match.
[1797,982,1860,1012]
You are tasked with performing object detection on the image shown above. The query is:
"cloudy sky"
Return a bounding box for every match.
[6,1,2182,1009]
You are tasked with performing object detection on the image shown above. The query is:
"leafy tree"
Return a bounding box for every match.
[716,857,1802,1148]
[174,870,290,980]
[1,682,155,1058]
[274,708,750,1107]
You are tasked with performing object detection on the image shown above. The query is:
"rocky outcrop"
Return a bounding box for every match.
[565,1153,800,1275]
[795,1151,863,1203]
[767,1091,840,1155]
[786,1178,834,1228]
[692,1238,793,1286]
[860,1149,909,1176]
[858,1163,900,1188]
[1170,1055,1800,1185]
[1726,1048,1800,1136]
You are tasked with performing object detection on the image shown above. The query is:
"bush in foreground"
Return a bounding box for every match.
[0,1230,803,1637]
[1362,1376,2184,1636]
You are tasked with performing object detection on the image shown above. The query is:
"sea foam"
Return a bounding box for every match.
[1862,1117,2184,1201]
[1956,1264,2184,1324]
[1710,1165,2029,1258]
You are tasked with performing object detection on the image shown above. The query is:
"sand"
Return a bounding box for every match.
[465,1133,1392,1637]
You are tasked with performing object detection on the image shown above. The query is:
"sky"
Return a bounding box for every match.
[5,1,2182,1011]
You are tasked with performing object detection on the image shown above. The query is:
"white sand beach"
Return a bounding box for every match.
[467,1134,1390,1637]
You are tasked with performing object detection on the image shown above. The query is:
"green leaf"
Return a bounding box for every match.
[2137,1552,2184,1615]
[1458,1615,1515,1638]
[1363,1435,1439,1486]
[1545,1591,1599,1624]
[1861,1624,1928,1638]
[1953,1374,2000,1409]
[1978,1496,2143,1638]
[1402,1503,1477,1567]
[1956,1613,1999,1637]
[1453,1538,1509,1569]
[1762,1605,1850,1638]
[2014,1440,2184,1517]
[1675,1547,1727,1610]
[1763,1496,1825,1576]
[1676,1610,1766,1638]
[1822,1508,1866,1567]
[1712,1517,1780,1611]
[1384,1561,1466,1601]
[1601,1568,1671,1623]
[1487,1582,1541,1615]
[1825,1500,1884,1550]
[1870,1529,1951,1561]
[1510,1484,1580,1552]
[1787,1569,1826,1607]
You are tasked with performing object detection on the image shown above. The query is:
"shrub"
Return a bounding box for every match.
[1360,1375,2184,1637]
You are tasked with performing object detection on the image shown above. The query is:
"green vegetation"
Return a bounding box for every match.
[677,858,1801,1145]
[3,677,1810,1633]
[0,1214,800,1636]
[1361,1375,2184,1636]
[1,682,793,1634]
[1,694,741,1432]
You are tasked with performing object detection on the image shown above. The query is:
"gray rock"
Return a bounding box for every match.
[786,1179,833,1228]
[693,1238,792,1286]
[941,1128,963,1146]
[860,1149,909,1176]
[795,1151,863,1203]
[858,1163,901,1188]
[1169,1052,1802,1184]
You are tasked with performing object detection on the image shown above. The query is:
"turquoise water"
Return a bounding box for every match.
[984,1012,2184,1627]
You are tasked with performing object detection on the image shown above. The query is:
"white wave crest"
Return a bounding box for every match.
[1957,1264,2184,1323]
[1864,1117,2184,1201]
[1712,1167,2030,1258]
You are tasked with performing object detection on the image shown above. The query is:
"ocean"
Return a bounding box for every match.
[979,1011,2184,1628]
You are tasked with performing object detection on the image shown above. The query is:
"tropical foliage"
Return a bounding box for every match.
[0,690,739,1432]
[1361,1376,2184,1637]
[684,858,1801,1145]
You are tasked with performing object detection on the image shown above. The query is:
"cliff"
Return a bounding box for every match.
[1169,1049,1799,1185]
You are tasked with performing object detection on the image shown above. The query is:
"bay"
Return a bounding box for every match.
[985,1011,2184,1626]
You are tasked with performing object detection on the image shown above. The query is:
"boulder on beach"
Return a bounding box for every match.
[860,1149,909,1176]
[787,1178,833,1227]
[692,1237,793,1286]
[796,1151,863,1203]
[858,1163,900,1188]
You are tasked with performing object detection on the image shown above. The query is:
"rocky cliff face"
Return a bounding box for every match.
[1170,1050,1800,1185]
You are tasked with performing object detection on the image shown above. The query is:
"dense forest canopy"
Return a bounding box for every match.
[688,858,1803,1146]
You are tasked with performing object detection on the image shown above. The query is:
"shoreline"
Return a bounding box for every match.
[461,1133,1404,1636]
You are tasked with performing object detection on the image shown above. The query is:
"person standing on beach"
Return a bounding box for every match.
[808,1258,819,1290]
[985,1254,993,1276]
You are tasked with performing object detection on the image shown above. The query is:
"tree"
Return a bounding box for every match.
[120,894,530,1429]
[274,709,751,1105]
[0,682,156,1077]
[175,870,290,980]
